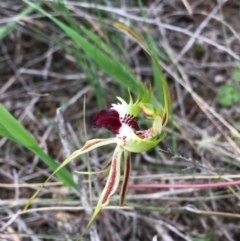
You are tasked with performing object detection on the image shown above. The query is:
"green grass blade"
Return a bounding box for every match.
[79,25,115,57]
[0,4,38,40]
[22,0,141,93]
[82,56,104,109]
[151,45,164,106]
[50,2,114,58]
[0,104,78,189]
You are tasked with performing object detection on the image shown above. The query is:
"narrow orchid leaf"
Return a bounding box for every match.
[24,138,117,211]
[120,151,131,206]
[79,146,123,238]
[114,22,171,127]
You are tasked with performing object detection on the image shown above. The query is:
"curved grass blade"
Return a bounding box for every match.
[0,104,77,189]
[0,4,38,40]
[22,0,142,93]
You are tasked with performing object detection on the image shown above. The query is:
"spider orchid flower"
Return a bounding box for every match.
[24,23,171,238]
[24,86,169,238]
[68,84,169,236]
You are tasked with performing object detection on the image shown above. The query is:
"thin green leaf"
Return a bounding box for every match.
[0,4,37,40]
[0,104,77,190]
[22,0,141,93]
[79,25,115,57]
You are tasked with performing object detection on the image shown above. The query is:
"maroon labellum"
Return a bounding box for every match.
[93,108,141,135]
[93,109,122,134]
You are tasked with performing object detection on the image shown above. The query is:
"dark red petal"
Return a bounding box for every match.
[93,109,122,134]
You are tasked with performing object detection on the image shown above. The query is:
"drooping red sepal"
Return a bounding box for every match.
[120,151,131,206]
[79,146,123,238]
